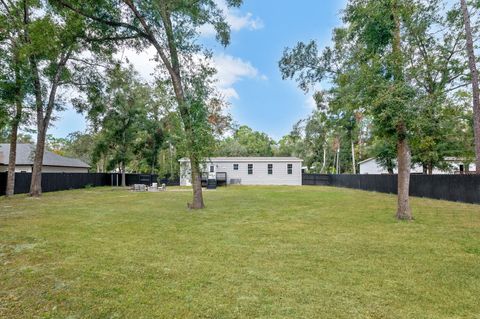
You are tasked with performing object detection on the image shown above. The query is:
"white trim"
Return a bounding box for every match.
[357,157,375,165]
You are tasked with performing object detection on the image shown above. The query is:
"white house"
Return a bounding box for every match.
[359,157,476,174]
[179,157,303,186]
[0,144,90,173]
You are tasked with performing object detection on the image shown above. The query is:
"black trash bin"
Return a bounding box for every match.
[207,179,217,189]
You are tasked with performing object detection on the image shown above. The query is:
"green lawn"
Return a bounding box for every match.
[1,186,479,318]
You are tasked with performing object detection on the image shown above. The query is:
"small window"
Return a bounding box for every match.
[210,165,214,173]
[287,164,293,175]
[248,164,253,175]
[268,164,273,175]
[233,164,239,170]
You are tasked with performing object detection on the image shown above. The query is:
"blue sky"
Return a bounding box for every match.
[50,0,347,140]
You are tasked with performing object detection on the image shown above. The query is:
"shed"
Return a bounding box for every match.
[0,144,90,173]
[179,157,303,186]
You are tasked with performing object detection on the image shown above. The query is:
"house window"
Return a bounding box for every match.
[248,164,253,175]
[233,164,239,170]
[287,164,293,175]
[268,164,273,175]
[210,165,214,173]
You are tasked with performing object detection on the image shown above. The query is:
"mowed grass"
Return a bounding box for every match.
[1,186,480,319]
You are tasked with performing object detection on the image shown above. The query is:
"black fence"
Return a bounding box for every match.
[159,177,180,187]
[0,172,169,196]
[302,174,480,204]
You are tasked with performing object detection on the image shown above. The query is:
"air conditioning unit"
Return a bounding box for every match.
[230,178,241,185]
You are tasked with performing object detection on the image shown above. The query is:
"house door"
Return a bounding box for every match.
[208,165,216,180]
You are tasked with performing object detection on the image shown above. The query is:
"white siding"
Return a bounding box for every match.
[359,159,387,174]
[41,166,89,173]
[359,158,477,174]
[216,161,301,185]
[360,159,426,174]
[180,158,303,186]
[0,165,31,173]
[180,162,192,186]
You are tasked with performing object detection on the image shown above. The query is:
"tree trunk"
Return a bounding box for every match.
[358,129,363,159]
[392,0,412,219]
[460,0,480,174]
[29,125,46,197]
[155,8,205,208]
[151,141,156,175]
[427,164,433,175]
[6,54,23,197]
[189,156,205,209]
[6,119,20,196]
[169,144,173,176]
[351,138,356,174]
[24,1,43,197]
[320,147,327,173]
[336,147,340,174]
[396,137,413,220]
[333,151,337,174]
[121,161,126,187]
[28,51,69,197]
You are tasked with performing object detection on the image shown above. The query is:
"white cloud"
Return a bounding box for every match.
[228,12,264,32]
[121,48,264,101]
[122,47,158,81]
[305,96,317,110]
[219,87,240,100]
[213,54,258,87]
[212,53,265,100]
[199,0,263,37]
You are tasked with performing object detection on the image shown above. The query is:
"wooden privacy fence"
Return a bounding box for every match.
[0,172,180,196]
[302,174,480,204]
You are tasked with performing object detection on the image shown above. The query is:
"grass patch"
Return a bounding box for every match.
[1,186,480,318]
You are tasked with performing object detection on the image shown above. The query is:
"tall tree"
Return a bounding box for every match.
[216,125,276,157]
[303,112,332,173]
[23,1,94,196]
[64,132,96,165]
[276,120,305,159]
[92,65,151,185]
[56,0,243,209]
[346,0,416,219]
[401,0,469,174]
[280,0,419,219]
[459,0,480,173]
[0,0,30,196]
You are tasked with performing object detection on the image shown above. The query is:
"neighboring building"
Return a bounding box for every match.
[179,157,303,186]
[0,144,90,173]
[358,157,476,175]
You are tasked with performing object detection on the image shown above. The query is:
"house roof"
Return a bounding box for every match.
[0,144,90,168]
[179,157,303,163]
[358,158,376,165]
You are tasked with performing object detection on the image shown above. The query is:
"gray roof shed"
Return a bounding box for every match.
[0,144,90,168]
